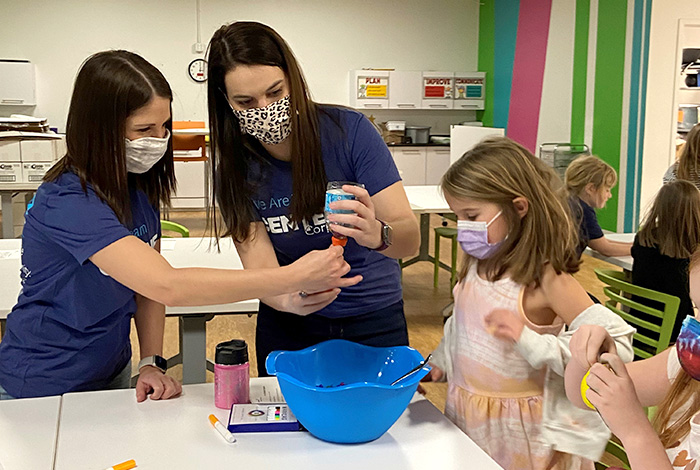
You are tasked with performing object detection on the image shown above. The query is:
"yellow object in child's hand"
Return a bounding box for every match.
[580,370,596,410]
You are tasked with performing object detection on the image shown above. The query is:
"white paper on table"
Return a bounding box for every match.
[160,238,177,251]
[249,377,286,404]
[0,250,21,259]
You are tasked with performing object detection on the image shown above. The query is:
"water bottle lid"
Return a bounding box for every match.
[215,339,248,365]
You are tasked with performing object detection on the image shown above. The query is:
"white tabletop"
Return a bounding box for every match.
[583,233,634,271]
[0,237,258,318]
[0,182,40,192]
[54,381,502,470]
[403,185,451,213]
[0,395,61,470]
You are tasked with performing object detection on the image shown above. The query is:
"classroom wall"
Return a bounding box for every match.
[478,0,652,232]
[0,0,479,133]
[639,2,700,220]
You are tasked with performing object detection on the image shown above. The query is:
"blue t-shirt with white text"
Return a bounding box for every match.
[248,106,403,317]
[0,171,160,398]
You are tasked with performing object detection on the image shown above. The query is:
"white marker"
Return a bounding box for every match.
[209,414,236,443]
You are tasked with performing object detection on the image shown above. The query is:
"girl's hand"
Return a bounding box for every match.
[325,184,384,250]
[290,246,363,293]
[584,353,649,441]
[135,366,182,402]
[277,289,341,316]
[417,363,444,395]
[484,309,525,342]
[569,324,617,369]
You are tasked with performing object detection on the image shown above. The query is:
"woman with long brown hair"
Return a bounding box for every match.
[566,249,700,469]
[0,50,357,400]
[206,22,420,375]
[663,123,700,189]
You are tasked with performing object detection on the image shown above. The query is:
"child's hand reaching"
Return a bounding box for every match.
[583,353,649,442]
[569,324,618,368]
[417,363,445,395]
[484,309,525,342]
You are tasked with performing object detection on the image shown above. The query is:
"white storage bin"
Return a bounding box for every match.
[20,140,54,162]
[421,72,454,109]
[0,140,21,162]
[349,70,390,109]
[0,60,36,106]
[454,72,485,110]
[22,162,52,183]
[0,162,22,182]
[388,71,422,109]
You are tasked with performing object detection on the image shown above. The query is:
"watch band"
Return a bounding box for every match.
[373,219,391,251]
[137,355,168,373]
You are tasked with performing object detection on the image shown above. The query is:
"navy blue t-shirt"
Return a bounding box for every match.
[571,197,604,258]
[248,106,402,317]
[0,171,160,398]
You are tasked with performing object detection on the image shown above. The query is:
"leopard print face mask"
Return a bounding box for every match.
[231,95,291,145]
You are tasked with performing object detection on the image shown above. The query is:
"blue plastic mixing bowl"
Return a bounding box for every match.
[265,339,431,444]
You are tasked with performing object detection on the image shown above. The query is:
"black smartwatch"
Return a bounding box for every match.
[373,219,393,251]
[137,355,168,373]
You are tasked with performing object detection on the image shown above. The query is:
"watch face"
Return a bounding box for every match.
[383,223,393,245]
[154,355,168,372]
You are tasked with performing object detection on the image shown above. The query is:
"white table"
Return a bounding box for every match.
[54,382,502,470]
[583,233,634,272]
[0,395,61,470]
[0,237,258,385]
[0,182,40,239]
[403,185,453,271]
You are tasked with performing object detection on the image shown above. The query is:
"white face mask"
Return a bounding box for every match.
[125,128,170,174]
[231,95,291,145]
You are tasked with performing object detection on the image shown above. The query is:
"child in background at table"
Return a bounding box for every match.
[631,180,700,344]
[566,251,700,470]
[423,137,635,470]
[664,123,700,189]
[565,155,632,258]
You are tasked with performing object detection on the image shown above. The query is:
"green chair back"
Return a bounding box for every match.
[594,268,680,359]
[433,226,458,289]
[160,220,190,238]
[595,439,630,470]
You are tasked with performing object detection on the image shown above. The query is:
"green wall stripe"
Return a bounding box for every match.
[478,0,496,127]
[592,0,628,230]
[570,0,590,143]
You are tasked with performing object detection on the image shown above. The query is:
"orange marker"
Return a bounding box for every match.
[209,414,236,443]
[103,460,136,470]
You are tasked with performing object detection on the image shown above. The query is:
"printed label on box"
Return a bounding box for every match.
[357,76,388,99]
[423,77,452,99]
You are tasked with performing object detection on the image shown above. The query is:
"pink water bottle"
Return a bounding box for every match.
[214,339,250,409]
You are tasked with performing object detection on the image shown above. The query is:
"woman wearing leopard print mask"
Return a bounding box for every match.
[206,21,421,376]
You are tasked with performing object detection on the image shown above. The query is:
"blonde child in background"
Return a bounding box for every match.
[423,137,635,469]
[565,155,632,258]
[566,250,700,469]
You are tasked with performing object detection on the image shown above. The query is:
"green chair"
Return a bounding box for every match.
[595,439,630,470]
[160,220,190,238]
[594,268,680,360]
[433,226,458,288]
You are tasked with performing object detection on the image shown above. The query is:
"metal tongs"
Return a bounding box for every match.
[390,353,432,386]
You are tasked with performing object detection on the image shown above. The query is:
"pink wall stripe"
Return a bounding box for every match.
[506,0,553,152]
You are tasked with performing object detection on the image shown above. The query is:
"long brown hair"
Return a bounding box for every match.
[206,21,327,242]
[677,123,700,183]
[441,137,580,287]
[44,50,175,225]
[638,180,700,258]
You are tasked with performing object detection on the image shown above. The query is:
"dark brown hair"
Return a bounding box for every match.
[638,180,700,258]
[677,123,700,183]
[441,137,580,287]
[45,50,175,224]
[206,21,328,243]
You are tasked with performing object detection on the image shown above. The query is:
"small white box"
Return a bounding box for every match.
[386,121,406,132]
[0,140,21,162]
[20,139,54,162]
[0,162,21,182]
[22,161,52,182]
[53,135,67,161]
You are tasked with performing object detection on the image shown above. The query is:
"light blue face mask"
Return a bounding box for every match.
[457,210,503,259]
